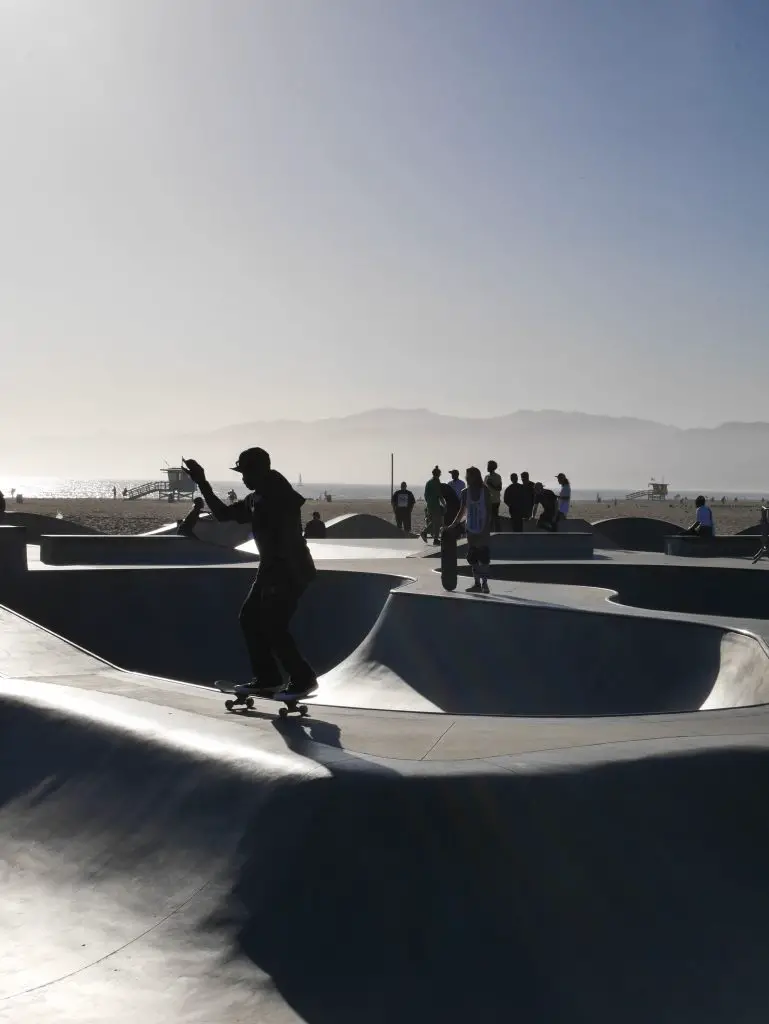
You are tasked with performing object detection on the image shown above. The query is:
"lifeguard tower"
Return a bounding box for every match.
[124,465,197,501]
[625,479,669,501]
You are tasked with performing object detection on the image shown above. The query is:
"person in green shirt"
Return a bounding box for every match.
[421,465,445,545]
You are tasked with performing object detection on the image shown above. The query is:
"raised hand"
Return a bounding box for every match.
[182,458,206,486]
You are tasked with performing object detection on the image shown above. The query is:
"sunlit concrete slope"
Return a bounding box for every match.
[319,588,769,714]
[3,684,769,1023]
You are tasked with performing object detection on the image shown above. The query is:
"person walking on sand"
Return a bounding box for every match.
[391,481,416,533]
[556,473,571,520]
[182,448,318,699]
[422,466,445,545]
[446,466,493,593]
[484,460,503,531]
[0,490,5,518]
[503,473,526,533]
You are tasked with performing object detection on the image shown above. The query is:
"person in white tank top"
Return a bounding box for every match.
[445,466,493,593]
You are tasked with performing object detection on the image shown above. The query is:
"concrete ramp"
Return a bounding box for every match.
[320,588,769,715]
[325,513,406,539]
[592,516,684,552]
[4,686,769,1022]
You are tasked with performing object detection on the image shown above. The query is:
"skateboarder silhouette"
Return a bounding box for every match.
[182,448,318,699]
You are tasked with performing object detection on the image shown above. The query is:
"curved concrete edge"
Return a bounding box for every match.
[665,534,762,558]
[3,680,769,1022]
[324,512,408,539]
[39,533,257,565]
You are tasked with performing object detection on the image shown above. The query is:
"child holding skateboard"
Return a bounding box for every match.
[445,466,493,593]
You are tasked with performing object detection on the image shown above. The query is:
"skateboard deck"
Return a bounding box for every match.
[215,680,317,718]
[440,525,458,592]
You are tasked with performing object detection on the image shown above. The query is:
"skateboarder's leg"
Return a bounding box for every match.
[239,579,284,690]
[259,584,317,691]
[477,544,491,592]
[466,545,482,591]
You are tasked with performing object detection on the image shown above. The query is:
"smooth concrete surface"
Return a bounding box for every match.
[455,531,594,560]
[0,511,98,542]
[40,533,257,565]
[592,515,684,551]
[5,543,769,1021]
[462,557,769,621]
[3,566,409,685]
[324,512,408,539]
[665,534,762,558]
[145,512,253,548]
[0,524,27,579]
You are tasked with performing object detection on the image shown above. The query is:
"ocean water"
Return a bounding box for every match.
[0,476,765,503]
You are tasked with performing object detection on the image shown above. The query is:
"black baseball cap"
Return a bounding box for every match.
[230,447,271,472]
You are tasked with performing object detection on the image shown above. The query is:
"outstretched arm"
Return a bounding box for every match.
[182,459,248,523]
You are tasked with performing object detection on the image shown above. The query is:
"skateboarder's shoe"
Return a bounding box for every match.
[465,582,483,593]
[481,581,490,594]
[432,539,440,546]
[420,528,428,543]
[283,677,319,699]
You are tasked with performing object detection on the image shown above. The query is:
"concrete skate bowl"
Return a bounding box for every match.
[5,698,769,1024]
[592,516,684,552]
[320,587,769,715]
[6,566,408,685]
[325,512,407,539]
[462,560,769,620]
[0,511,99,543]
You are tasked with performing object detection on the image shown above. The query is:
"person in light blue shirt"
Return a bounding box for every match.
[686,495,715,538]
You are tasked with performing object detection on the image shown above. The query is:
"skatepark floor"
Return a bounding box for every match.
[3,544,769,1021]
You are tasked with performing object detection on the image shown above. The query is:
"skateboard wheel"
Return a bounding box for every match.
[299,705,309,716]
[224,699,234,711]
[279,706,288,719]
[246,698,255,709]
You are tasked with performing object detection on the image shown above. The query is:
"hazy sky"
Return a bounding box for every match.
[2,0,768,437]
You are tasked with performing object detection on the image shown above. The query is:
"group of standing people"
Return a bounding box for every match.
[391,464,572,540]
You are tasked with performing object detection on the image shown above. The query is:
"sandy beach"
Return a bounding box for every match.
[6,496,765,537]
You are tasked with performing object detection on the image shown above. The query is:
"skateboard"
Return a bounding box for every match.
[440,524,458,592]
[215,680,316,718]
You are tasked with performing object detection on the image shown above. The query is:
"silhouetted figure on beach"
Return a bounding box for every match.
[533,482,559,532]
[504,473,526,533]
[556,473,571,519]
[448,469,464,500]
[0,491,5,518]
[686,495,715,538]
[440,479,461,529]
[445,466,493,594]
[177,497,205,537]
[422,466,444,545]
[183,448,317,699]
[304,510,327,539]
[391,482,416,533]
[520,472,535,522]
[484,460,503,531]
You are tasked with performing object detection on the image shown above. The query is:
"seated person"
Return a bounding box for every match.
[304,510,327,539]
[686,495,714,538]
[177,497,204,537]
[533,482,559,532]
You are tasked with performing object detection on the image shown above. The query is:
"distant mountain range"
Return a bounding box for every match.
[6,409,769,491]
